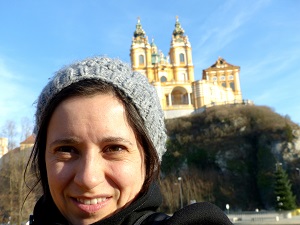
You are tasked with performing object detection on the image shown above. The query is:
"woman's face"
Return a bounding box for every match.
[45,94,145,225]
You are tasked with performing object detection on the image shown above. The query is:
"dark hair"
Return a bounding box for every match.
[26,79,160,199]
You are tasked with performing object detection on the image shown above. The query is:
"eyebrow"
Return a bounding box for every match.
[48,137,80,149]
[48,136,134,148]
[101,137,134,146]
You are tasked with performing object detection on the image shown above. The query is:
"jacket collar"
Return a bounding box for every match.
[32,182,162,225]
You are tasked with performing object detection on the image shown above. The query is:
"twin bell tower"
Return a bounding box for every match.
[130,17,244,119]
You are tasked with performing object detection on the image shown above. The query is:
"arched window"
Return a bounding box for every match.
[179,53,185,63]
[222,82,226,88]
[139,55,145,65]
[171,87,189,105]
[160,76,167,82]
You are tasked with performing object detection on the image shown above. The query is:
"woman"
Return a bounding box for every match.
[27,56,233,225]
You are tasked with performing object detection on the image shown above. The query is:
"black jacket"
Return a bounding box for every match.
[30,182,233,225]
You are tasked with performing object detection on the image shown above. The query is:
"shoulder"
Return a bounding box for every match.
[140,212,170,225]
[143,202,233,225]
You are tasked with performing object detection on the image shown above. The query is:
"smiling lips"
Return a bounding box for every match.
[76,197,108,205]
[74,197,110,214]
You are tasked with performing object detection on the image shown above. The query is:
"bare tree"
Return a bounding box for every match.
[159,175,180,213]
[1,120,18,150]
[20,117,34,142]
[0,147,38,224]
[159,169,220,213]
[0,119,38,224]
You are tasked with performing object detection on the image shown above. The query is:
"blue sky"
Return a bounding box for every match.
[0,0,300,138]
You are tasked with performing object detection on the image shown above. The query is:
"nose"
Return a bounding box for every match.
[74,151,104,190]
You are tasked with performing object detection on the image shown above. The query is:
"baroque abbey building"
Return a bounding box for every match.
[130,17,249,119]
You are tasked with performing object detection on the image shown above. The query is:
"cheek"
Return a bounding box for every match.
[46,157,73,192]
[110,159,145,192]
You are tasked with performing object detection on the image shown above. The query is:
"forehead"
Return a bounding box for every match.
[47,94,135,140]
[51,93,125,123]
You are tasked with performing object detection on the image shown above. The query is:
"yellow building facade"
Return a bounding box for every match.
[0,137,8,158]
[130,17,246,119]
[0,135,35,158]
[193,57,243,111]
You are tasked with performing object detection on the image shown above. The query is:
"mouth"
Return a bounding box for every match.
[76,197,108,205]
[72,196,111,214]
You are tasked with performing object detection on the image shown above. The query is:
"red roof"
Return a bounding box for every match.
[20,134,35,144]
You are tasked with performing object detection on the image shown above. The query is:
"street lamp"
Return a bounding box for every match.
[178,177,183,209]
[226,204,230,215]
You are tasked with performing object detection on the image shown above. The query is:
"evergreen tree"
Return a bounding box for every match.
[274,164,297,211]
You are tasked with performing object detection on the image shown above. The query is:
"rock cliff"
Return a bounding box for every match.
[163,104,300,210]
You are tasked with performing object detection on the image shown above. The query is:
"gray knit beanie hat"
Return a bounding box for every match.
[34,56,167,160]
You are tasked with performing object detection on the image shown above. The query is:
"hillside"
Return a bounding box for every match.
[161,104,300,211]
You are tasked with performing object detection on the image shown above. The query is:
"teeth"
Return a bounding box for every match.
[90,198,97,205]
[77,197,106,205]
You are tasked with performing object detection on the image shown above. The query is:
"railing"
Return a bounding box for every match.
[227,210,299,224]
[192,99,254,115]
[203,99,254,108]
[165,104,193,110]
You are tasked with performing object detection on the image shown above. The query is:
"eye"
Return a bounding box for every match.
[53,146,79,160]
[103,145,127,153]
[56,146,77,154]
